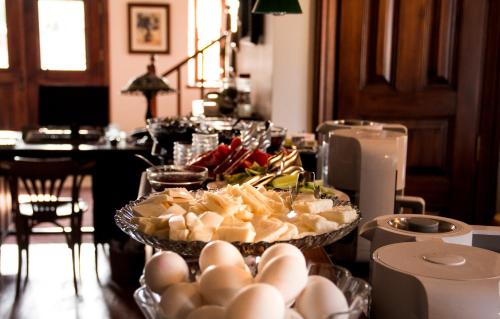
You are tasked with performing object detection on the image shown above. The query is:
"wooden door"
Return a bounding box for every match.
[0,1,29,129]
[327,0,488,222]
[0,0,108,130]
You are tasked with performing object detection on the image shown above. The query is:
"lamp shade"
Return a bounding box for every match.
[252,0,302,15]
[121,55,174,94]
[121,55,175,120]
[121,72,173,94]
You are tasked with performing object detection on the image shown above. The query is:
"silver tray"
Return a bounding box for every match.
[134,262,371,319]
[115,195,361,257]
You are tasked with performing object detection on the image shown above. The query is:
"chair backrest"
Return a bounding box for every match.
[0,158,95,219]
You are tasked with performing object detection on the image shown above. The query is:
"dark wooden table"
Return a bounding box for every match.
[0,137,151,246]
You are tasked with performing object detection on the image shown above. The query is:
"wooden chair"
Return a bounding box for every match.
[0,157,95,296]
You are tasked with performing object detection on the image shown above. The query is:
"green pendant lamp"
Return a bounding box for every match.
[252,0,302,15]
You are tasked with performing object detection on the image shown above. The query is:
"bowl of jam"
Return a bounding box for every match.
[146,165,208,191]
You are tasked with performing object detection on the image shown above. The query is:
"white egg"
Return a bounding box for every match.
[199,240,246,272]
[159,282,203,319]
[295,275,349,319]
[186,305,225,319]
[285,308,304,319]
[144,251,189,294]
[226,283,285,319]
[256,255,308,305]
[257,243,306,273]
[199,264,253,306]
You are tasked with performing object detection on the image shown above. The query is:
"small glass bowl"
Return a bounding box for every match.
[146,165,208,191]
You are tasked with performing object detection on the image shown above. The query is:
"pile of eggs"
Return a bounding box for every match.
[144,241,349,319]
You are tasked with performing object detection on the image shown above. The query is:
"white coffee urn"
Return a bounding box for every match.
[318,121,424,261]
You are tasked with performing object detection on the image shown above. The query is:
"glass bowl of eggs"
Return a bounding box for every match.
[133,241,371,319]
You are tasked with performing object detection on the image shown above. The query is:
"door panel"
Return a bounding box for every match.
[0,0,28,130]
[335,0,487,221]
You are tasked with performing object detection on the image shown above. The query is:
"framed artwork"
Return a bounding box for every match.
[128,3,170,54]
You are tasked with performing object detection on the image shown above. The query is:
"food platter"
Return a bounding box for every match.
[115,194,361,257]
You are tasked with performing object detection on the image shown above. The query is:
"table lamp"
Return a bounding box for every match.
[122,55,175,121]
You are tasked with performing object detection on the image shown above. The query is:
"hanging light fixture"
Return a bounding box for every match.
[252,0,302,16]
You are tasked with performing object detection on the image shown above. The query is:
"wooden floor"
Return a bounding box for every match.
[0,243,145,319]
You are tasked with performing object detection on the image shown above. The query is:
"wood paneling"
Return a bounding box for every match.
[319,0,489,222]
[428,0,458,85]
[362,0,399,85]
[404,120,449,171]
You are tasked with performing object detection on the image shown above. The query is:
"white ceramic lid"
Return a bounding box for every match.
[377,214,473,238]
[373,241,500,281]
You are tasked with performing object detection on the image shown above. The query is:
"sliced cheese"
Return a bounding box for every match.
[203,192,240,216]
[278,222,299,241]
[166,187,194,200]
[165,203,187,216]
[319,206,358,224]
[133,203,169,217]
[299,214,339,234]
[254,217,288,242]
[293,199,333,215]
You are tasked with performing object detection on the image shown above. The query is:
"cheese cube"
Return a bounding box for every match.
[133,217,156,234]
[169,229,189,241]
[199,211,224,230]
[319,206,358,224]
[168,215,186,230]
[216,222,256,242]
[188,227,213,241]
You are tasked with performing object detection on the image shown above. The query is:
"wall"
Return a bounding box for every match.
[237,0,316,134]
[270,0,315,133]
[109,0,316,133]
[109,0,198,132]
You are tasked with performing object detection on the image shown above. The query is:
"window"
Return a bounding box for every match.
[0,0,8,69]
[188,0,223,87]
[188,0,239,87]
[38,0,87,71]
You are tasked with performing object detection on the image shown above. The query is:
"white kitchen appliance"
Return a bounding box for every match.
[360,213,500,255]
[370,240,500,319]
[361,214,500,319]
[319,121,424,261]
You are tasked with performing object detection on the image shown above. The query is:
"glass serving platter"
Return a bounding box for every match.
[133,262,371,319]
[115,194,361,257]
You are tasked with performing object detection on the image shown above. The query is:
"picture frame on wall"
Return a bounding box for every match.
[128,3,170,54]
